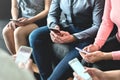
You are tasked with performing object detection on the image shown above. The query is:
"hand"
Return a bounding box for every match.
[82,51,105,63]
[12,55,33,72]
[7,21,17,30]
[50,30,76,43]
[18,59,33,73]
[83,44,100,52]
[73,72,84,80]
[16,17,31,26]
[73,68,105,80]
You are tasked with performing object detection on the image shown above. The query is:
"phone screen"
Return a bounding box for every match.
[68,58,92,80]
[15,46,33,64]
[75,47,89,54]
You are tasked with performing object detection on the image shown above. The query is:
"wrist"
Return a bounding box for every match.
[72,34,78,41]
[103,52,113,60]
[93,43,101,50]
[71,35,77,42]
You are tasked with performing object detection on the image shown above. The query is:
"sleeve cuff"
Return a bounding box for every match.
[112,51,120,60]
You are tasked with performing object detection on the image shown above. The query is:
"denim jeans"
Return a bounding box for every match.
[29,25,93,80]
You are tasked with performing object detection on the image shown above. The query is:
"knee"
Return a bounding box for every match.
[14,27,25,39]
[2,25,11,37]
[29,30,38,45]
[29,27,48,45]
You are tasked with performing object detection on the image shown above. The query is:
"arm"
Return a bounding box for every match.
[104,70,120,80]
[11,0,19,19]
[73,0,105,40]
[28,0,52,23]
[47,0,61,28]
[73,67,120,80]
[94,0,114,48]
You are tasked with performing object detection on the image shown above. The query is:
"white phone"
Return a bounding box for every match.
[75,47,89,54]
[15,46,33,64]
[68,58,92,80]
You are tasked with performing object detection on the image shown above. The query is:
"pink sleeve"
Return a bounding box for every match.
[94,0,114,48]
[112,51,120,60]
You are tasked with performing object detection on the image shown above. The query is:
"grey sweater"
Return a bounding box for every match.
[47,0,105,40]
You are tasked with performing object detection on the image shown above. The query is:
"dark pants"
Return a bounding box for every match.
[29,25,94,80]
[93,36,120,71]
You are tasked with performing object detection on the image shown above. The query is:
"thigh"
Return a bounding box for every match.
[101,36,120,52]
[29,26,50,41]
[93,60,120,71]
[15,23,38,36]
[94,36,120,71]
[49,49,81,80]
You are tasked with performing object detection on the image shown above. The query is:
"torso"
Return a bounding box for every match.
[17,0,44,18]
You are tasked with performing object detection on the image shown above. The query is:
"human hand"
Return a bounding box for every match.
[12,55,33,72]
[16,17,30,26]
[50,30,75,43]
[82,51,106,63]
[73,67,105,80]
[18,59,33,73]
[7,21,17,30]
[83,44,100,52]
[73,72,84,80]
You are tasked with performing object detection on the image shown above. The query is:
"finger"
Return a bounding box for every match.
[25,59,33,72]
[73,72,84,80]
[12,54,17,61]
[50,32,56,42]
[25,59,33,68]
[73,72,77,77]
[50,31,63,43]
[79,52,86,59]
[18,62,25,69]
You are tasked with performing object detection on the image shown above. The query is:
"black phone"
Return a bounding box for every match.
[49,28,60,33]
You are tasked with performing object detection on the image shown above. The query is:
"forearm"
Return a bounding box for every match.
[104,70,120,80]
[11,8,19,19]
[73,25,99,40]
[102,52,113,60]
[29,0,51,22]
[29,10,48,22]
[11,0,19,19]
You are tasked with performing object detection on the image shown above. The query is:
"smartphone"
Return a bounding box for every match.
[75,47,89,54]
[10,19,19,22]
[15,46,33,64]
[49,28,60,33]
[68,58,92,80]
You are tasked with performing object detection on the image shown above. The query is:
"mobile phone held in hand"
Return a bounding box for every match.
[49,28,60,33]
[10,19,19,22]
[15,46,33,64]
[75,47,89,54]
[68,58,92,80]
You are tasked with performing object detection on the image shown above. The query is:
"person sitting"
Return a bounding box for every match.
[0,48,35,80]
[2,0,51,55]
[29,0,105,79]
[81,0,120,71]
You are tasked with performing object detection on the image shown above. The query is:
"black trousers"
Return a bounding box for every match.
[93,35,120,71]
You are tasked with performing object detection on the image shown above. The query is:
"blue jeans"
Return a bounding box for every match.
[29,26,93,80]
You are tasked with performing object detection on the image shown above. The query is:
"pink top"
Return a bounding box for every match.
[94,0,120,60]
